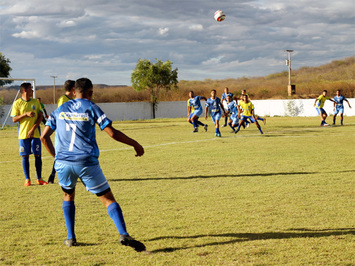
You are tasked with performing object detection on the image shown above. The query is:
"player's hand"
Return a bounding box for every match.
[27,129,35,138]
[134,144,144,157]
[26,111,35,117]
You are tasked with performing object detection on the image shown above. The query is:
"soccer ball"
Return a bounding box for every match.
[214,10,226,22]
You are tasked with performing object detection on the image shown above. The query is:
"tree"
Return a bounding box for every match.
[131,58,178,118]
[0,53,12,86]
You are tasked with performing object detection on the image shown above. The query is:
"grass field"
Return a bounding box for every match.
[0,116,354,265]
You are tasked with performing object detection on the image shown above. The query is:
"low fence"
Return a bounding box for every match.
[1,98,354,126]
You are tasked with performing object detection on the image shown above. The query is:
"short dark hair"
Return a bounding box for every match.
[323,90,327,93]
[211,89,216,93]
[64,80,75,92]
[20,82,32,93]
[75,78,93,94]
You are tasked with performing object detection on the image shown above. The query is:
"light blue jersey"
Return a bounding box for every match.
[221,92,234,101]
[227,101,239,124]
[189,96,204,111]
[334,95,347,106]
[205,97,222,114]
[45,98,112,166]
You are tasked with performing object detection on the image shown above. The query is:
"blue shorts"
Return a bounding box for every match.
[334,105,344,115]
[55,162,110,194]
[316,107,326,115]
[19,138,41,156]
[241,115,256,123]
[230,114,239,125]
[210,111,221,124]
[193,108,203,117]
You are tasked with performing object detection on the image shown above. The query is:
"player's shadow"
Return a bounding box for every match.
[109,170,354,182]
[147,228,355,253]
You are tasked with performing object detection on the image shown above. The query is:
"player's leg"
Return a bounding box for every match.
[214,113,221,136]
[32,138,47,185]
[228,117,235,132]
[56,162,78,246]
[254,119,263,134]
[48,162,56,183]
[340,110,344,125]
[234,118,245,134]
[19,139,31,186]
[62,189,77,246]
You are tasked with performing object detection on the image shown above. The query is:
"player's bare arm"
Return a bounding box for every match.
[103,124,144,157]
[40,126,55,157]
[28,111,43,138]
[12,111,36,123]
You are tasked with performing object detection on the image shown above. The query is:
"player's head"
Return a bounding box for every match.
[188,91,194,98]
[20,82,33,96]
[75,78,93,99]
[211,89,216,97]
[224,87,229,93]
[64,80,75,92]
[242,94,248,102]
[336,90,341,96]
[241,89,246,95]
[322,90,327,96]
[227,95,232,102]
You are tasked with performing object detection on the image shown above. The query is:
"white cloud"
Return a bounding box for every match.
[0,0,353,85]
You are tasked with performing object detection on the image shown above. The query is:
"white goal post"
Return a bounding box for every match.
[0,78,37,130]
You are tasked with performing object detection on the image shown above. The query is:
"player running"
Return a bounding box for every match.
[333,89,352,125]
[235,94,263,135]
[221,87,234,127]
[205,89,225,137]
[224,95,240,133]
[314,90,336,126]
[187,91,208,133]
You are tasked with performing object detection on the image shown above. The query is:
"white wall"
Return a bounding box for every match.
[1,98,354,126]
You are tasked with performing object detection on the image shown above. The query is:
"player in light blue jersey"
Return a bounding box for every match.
[333,90,351,125]
[221,87,234,127]
[41,78,146,252]
[224,95,240,133]
[205,89,225,137]
[187,91,208,132]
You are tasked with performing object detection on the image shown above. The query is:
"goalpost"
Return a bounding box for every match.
[0,78,36,130]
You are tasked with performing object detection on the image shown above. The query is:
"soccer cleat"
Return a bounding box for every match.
[246,122,250,128]
[216,133,221,137]
[63,239,77,247]
[37,179,48,185]
[204,124,208,132]
[221,124,227,127]
[119,235,146,252]
[47,174,55,184]
[234,129,240,134]
[323,123,329,127]
[24,179,31,187]
[192,128,198,133]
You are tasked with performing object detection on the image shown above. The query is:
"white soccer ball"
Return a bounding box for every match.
[214,10,226,22]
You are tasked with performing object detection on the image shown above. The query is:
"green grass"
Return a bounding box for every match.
[1,117,354,265]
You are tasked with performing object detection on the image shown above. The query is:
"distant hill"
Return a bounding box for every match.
[1,57,354,104]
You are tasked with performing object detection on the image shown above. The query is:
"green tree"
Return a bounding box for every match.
[0,53,12,86]
[131,58,178,118]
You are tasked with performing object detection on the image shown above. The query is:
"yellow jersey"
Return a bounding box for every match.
[11,98,43,139]
[238,101,254,116]
[316,95,329,108]
[57,95,73,107]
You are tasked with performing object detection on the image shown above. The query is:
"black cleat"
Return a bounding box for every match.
[119,235,146,252]
[63,239,77,247]
[47,174,55,184]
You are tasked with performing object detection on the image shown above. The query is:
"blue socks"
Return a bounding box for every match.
[228,123,235,131]
[107,202,128,235]
[35,156,42,180]
[63,201,76,240]
[22,156,30,180]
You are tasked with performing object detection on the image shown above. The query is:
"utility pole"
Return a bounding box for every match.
[285,50,295,96]
[50,75,58,104]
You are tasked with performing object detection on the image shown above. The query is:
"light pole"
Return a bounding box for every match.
[50,75,58,104]
[285,50,294,96]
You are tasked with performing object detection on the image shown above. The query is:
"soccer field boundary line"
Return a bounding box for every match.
[0,130,354,165]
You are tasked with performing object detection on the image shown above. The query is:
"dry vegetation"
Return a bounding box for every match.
[1,57,354,104]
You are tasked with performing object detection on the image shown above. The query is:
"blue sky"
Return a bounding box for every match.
[0,0,354,85]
